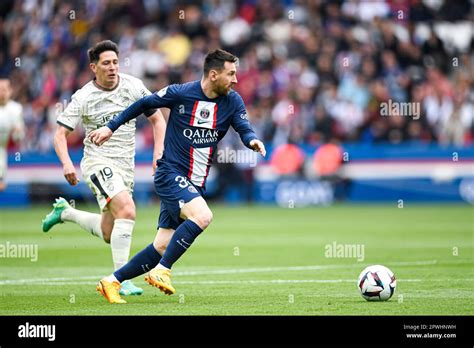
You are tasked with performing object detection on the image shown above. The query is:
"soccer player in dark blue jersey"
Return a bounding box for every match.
[89,49,266,303]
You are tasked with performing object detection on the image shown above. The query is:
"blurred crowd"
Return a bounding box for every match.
[0,0,473,154]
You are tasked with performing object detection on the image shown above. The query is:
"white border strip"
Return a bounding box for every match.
[6,161,474,184]
[341,162,474,179]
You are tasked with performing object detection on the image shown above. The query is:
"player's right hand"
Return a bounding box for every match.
[88,126,113,146]
[63,162,79,186]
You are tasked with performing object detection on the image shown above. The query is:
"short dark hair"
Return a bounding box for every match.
[88,40,119,63]
[203,49,238,76]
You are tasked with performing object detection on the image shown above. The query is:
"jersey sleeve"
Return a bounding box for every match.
[56,92,83,131]
[131,78,157,116]
[230,93,258,149]
[107,84,181,132]
[153,84,182,107]
[132,79,152,99]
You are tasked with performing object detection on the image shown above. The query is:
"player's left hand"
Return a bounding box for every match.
[249,139,266,157]
[88,126,113,146]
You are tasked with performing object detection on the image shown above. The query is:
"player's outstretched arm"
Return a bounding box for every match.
[88,94,162,146]
[54,125,80,185]
[232,113,265,156]
[249,139,266,157]
[231,94,266,157]
[107,94,160,132]
[148,109,166,175]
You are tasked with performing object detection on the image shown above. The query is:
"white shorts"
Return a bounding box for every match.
[80,156,134,211]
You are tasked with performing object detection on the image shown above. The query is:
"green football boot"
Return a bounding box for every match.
[119,280,144,296]
[42,197,70,232]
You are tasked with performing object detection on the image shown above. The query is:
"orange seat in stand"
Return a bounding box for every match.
[313,143,343,176]
[270,144,305,175]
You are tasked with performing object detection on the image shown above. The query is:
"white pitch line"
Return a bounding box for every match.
[0,275,102,283]
[174,278,474,285]
[0,259,470,285]
[169,260,440,276]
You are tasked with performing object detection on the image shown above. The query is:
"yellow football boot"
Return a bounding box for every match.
[144,268,176,295]
[96,279,127,304]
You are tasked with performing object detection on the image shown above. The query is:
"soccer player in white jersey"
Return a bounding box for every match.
[41,40,166,296]
[0,77,24,191]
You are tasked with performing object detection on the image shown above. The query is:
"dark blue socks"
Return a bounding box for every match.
[114,243,162,282]
[113,220,203,281]
[159,220,203,269]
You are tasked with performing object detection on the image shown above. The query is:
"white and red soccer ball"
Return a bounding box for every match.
[358,265,397,301]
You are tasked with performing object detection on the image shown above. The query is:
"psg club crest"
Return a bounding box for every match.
[200,108,210,119]
[191,101,216,129]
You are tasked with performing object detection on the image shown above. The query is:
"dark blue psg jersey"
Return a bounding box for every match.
[107,80,258,187]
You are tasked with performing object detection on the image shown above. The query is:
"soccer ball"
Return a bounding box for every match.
[357,265,396,301]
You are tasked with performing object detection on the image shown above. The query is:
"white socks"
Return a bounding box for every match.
[61,207,103,239]
[110,219,135,271]
[156,263,170,271]
[105,274,119,283]
[60,208,135,273]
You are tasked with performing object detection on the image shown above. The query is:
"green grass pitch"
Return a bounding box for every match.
[0,204,472,315]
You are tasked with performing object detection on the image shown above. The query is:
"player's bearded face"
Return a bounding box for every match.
[91,51,119,89]
[214,62,238,96]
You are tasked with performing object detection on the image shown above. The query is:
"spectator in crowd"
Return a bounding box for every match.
[0,0,471,154]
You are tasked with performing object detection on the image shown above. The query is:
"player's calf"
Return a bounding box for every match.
[146,220,203,294]
[157,219,203,270]
[153,227,175,255]
[100,211,115,243]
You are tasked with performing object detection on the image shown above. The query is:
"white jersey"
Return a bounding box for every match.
[0,100,23,168]
[57,73,153,168]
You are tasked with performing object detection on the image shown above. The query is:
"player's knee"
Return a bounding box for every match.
[192,209,213,229]
[115,204,136,220]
